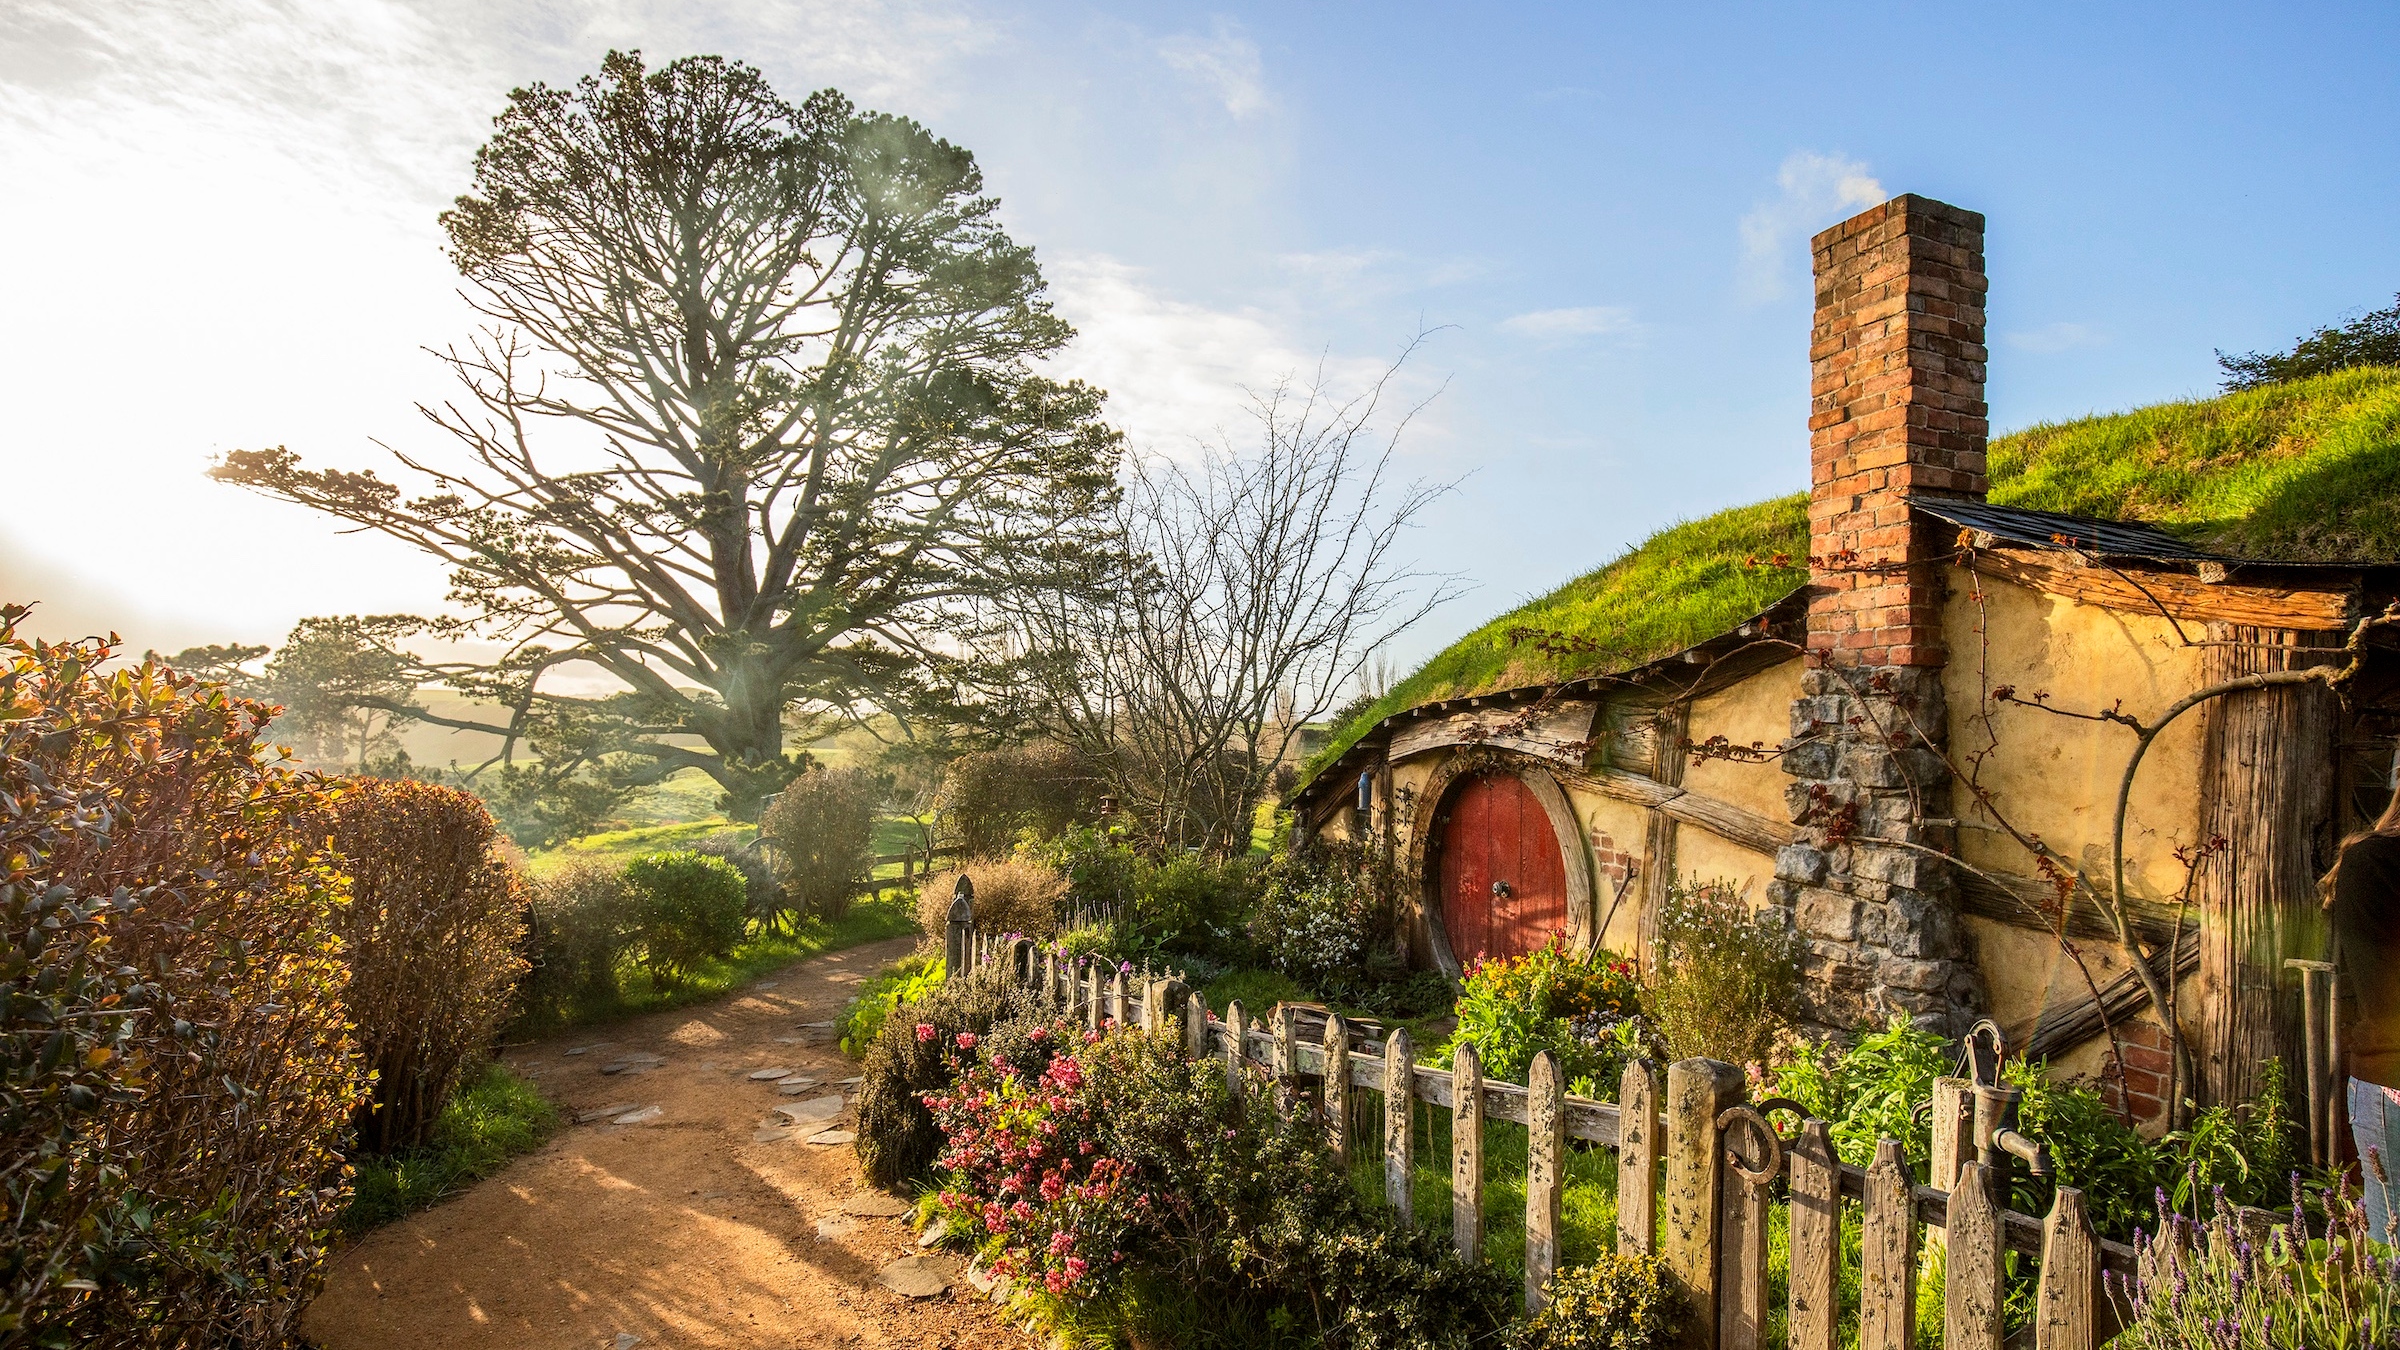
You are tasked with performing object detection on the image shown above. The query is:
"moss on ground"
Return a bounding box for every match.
[1306,367,2400,781]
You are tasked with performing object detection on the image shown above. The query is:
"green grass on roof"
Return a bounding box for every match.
[1305,366,2400,781]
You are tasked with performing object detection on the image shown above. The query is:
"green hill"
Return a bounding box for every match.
[1304,366,2400,779]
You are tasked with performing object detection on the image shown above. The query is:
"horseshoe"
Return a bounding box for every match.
[1716,1105,1784,1186]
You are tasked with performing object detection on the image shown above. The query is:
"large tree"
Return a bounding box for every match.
[216,52,1118,817]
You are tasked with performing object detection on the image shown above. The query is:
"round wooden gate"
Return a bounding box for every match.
[1435,770,1569,966]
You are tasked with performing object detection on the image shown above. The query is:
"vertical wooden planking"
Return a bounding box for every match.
[1944,1160,2005,1350]
[2036,1187,2101,1350]
[1858,1138,1916,1350]
[1384,1027,1415,1227]
[1451,1042,1484,1264]
[1786,1119,1840,1350]
[1323,1014,1352,1168]
[1930,1078,1973,1193]
[1617,1060,1658,1256]
[1087,965,1104,1031]
[1525,1050,1564,1312]
[1223,1001,1250,1102]
[1662,1059,1746,1350]
[1273,1005,1298,1117]
[1109,968,1127,1026]
[1717,1150,1769,1350]
[1184,992,1209,1061]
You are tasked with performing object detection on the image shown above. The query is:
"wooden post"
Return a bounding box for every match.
[1109,968,1127,1026]
[1324,1014,1353,1168]
[1223,1001,1250,1101]
[1930,1078,1973,1192]
[1526,1050,1565,1313]
[1452,1042,1484,1264]
[1184,993,1209,1061]
[1384,1027,1415,1226]
[1618,1060,1658,1256]
[1043,950,1057,1007]
[1786,1119,1840,1350]
[1085,964,1103,1031]
[944,876,974,980]
[1944,1160,2005,1350]
[1008,937,1033,990]
[1859,1138,1917,1350]
[2035,1186,2101,1350]
[1717,1120,1770,1350]
[1663,1058,1745,1349]
[1273,1004,1298,1116]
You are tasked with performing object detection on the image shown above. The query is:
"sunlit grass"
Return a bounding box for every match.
[344,1062,559,1232]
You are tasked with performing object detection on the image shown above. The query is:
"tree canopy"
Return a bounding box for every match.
[215,51,1119,818]
[2218,293,2400,391]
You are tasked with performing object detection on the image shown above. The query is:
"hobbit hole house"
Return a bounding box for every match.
[1298,191,2400,1127]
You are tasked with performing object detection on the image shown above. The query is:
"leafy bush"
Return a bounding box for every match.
[1770,1014,1952,1170]
[935,742,1096,858]
[1443,939,1645,1093]
[839,953,945,1056]
[854,968,1045,1189]
[2111,1177,2399,1350]
[0,611,367,1345]
[1248,840,1404,986]
[758,766,877,923]
[1030,824,1141,914]
[1140,851,1262,956]
[918,856,1068,941]
[690,833,788,929]
[343,1062,559,1231]
[2218,292,2400,391]
[622,849,750,986]
[519,859,640,1026]
[326,777,529,1153]
[2004,1058,2174,1241]
[1643,878,1799,1069]
[1507,1251,1681,1350]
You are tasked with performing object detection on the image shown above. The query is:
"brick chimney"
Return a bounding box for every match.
[1775,194,1990,1038]
[1805,194,1989,667]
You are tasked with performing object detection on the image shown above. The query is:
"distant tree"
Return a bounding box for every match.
[145,642,268,694]
[213,51,1119,820]
[2217,293,2400,391]
[260,616,422,769]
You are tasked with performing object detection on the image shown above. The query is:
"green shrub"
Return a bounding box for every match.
[1,612,367,1345]
[622,849,750,986]
[854,969,1043,1189]
[1507,1250,1681,1350]
[327,776,530,1153]
[2005,1058,2171,1241]
[840,953,945,1056]
[691,833,788,929]
[935,743,1096,858]
[759,766,878,923]
[520,858,640,1025]
[1644,878,1799,1069]
[1443,939,1644,1093]
[344,1062,559,1231]
[1771,1014,1952,1170]
[1249,840,1402,985]
[918,856,1068,940]
[2113,1177,2399,1349]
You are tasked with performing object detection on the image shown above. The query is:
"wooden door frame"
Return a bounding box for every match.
[1409,748,1597,977]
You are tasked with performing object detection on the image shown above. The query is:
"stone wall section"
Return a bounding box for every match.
[1776,194,1992,1038]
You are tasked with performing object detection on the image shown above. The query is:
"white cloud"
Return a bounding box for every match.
[1737,151,1885,303]
[1498,306,1638,340]
[1272,248,1489,306]
[2006,322,2107,355]
[1157,19,1270,120]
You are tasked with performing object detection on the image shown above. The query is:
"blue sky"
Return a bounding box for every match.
[3,0,2395,677]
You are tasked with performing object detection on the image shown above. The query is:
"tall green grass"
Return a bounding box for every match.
[344,1062,559,1231]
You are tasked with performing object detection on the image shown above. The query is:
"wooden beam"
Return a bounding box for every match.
[1969,553,2350,630]
[1952,866,2187,951]
[1564,766,1796,859]
[2022,929,2201,1063]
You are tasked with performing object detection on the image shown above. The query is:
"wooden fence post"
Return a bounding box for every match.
[1085,964,1103,1031]
[944,876,974,980]
[1663,1058,1745,1350]
[1786,1119,1839,1350]
[2036,1186,2101,1350]
[1452,1042,1484,1264]
[1223,1001,1250,1102]
[1618,1060,1658,1257]
[1109,968,1127,1026]
[1717,1111,1772,1350]
[1273,1005,1298,1116]
[1526,1050,1565,1312]
[1859,1137,1916,1350]
[1929,1076,1974,1250]
[1944,1160,2005,1350]
[1043,950,1057,1008]
[1184,993,1209,1062]
[1008,938,1033,991]
[1384,1027,1415,1226]
[1324,1014,1352,1168]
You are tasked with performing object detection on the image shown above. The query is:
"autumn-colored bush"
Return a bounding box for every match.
[759,766,878,924]
[0,605,366,1346]
[325,777,528,1153]
[934,743,1096,858]
[622,849,749,985]
[916,856,1069,941]
[520,858,639,1026]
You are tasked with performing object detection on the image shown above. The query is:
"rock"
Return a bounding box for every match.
[917,1219,949,1248]
[774,1097,844,1126]
[748,1067,794,1081]
[613,1106,664,1125]
[842,1190,912,1218]
[776,1078,822,1095]
[877,1254,951,1299]
[807,1129,856,1145]
[797,1021,835,1029]
[599,1054,664,1075]
[615,1333,642,1350]
[753,981,779,990]
[815,1216,857,1240]
[964,1263,996,1294]
[839,1076,863,1086]
[773,1036,802,1044]
[563,1045,601,1056]
[752,1126,794,1143]
[576,1103,639,1124]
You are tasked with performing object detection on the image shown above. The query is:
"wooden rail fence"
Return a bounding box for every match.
[951,922,2134,1349]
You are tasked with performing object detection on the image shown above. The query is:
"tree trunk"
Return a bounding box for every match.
[2195,624,2341,1108]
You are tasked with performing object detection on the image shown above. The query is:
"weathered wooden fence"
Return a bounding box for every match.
[949,919,2133,1349]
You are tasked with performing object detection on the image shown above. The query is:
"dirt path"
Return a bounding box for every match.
[304,937,1026,1350]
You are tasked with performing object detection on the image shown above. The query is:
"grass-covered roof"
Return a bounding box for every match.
[1307,366,2400,779]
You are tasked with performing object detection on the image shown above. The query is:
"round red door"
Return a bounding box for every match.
[1436,771,1568,966]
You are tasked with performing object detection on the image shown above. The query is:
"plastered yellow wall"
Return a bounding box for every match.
[1675,830,1778,909]
[1685,660,1804,823]
[1940,565,2212,904]
[1569,788,1650,953]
